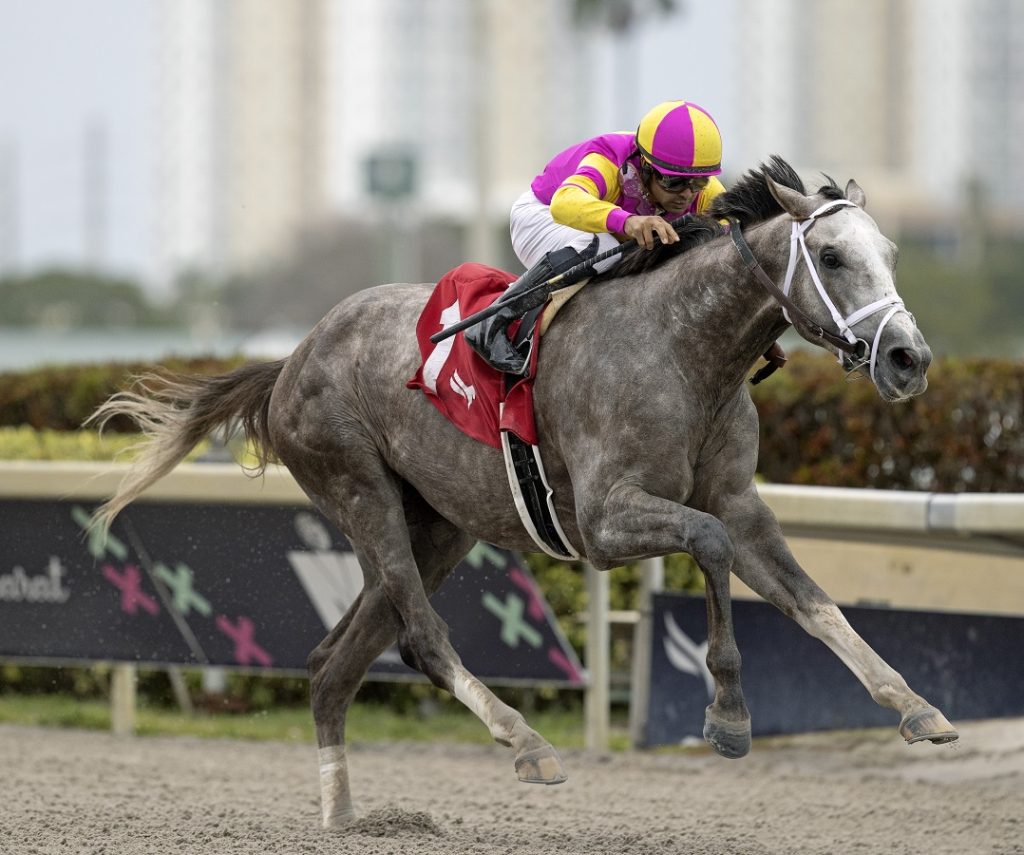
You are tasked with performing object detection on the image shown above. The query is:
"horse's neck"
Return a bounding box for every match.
[655,220,791,391]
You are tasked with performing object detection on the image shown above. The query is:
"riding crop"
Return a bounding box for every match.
[428,214,691,344]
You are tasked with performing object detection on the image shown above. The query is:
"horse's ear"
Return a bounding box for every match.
[845,179,866,208]
[766,176,816,219]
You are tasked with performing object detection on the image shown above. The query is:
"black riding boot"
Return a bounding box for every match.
[464,239,598,374]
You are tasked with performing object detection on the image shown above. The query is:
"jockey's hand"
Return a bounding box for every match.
[623,215,680,250]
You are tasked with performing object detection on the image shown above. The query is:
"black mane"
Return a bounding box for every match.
[601,213,725,279]
[596,155,848,280]
[709,155,846,225]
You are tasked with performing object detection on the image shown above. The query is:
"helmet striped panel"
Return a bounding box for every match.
[635,101,722,176]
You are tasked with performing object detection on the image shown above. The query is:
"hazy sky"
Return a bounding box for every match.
[0,0,156,278]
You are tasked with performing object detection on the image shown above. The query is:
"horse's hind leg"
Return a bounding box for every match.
[308,478,564,828]
[382,495,568,786]
[310,583,397,828]
[311,518,464,828]
[310,511,468,828]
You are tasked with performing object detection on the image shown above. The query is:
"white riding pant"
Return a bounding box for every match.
[509,190,622,274]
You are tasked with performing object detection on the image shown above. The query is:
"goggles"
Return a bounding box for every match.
[652,170,709,194]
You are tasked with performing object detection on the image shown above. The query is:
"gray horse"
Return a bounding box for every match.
[90,158,958,829]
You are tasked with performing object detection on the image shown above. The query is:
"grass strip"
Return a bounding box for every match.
[0,694,631,749]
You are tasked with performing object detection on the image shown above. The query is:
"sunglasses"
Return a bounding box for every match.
[651,171,709,194]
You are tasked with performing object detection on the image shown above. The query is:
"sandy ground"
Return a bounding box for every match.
[0,718,1021,855]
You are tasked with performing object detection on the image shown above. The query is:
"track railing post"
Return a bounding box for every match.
[584,562,609,750]
[111,663,137,736]
[629,556,665,747]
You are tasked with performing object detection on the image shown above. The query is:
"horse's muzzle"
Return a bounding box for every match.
[876,341,932,401]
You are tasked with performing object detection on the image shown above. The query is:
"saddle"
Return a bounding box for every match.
[407,262,583,560]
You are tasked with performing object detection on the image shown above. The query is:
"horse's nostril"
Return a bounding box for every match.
[890,347,916,372]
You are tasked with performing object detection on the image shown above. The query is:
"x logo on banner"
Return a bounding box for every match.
[102,564,159,616]
[215,615,273,667]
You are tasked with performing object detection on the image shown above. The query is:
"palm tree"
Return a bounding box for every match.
[570,0,681,131]
[571,0,677,32]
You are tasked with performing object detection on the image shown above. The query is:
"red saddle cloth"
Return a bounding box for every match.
[407,262,542,449]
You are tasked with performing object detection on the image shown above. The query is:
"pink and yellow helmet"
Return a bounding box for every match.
[635,100,723,177]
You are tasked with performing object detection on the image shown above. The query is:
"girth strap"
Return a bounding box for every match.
[500,426,580,561]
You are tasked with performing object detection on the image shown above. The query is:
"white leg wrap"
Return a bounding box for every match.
[452,669,514,745]
[319,745,354,827]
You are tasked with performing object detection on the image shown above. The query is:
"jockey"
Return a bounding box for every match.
[466,100,727,374]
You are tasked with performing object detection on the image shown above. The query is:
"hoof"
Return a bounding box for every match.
[899,706,959,745]
[322,807,357,830]
[515,744,568,785]
[703,708,751,759]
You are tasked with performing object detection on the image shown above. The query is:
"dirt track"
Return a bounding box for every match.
[1,718,1021,855]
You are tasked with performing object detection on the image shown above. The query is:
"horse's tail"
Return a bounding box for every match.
[87,359,287,533]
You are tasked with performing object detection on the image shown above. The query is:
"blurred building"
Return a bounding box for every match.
[327,0,589,212]
[730,0,1024,229]
[153,0,1023,288]
[326,0,588,263]
[965,0,1024,217]
[0,139,17,273]
[155,0,330,287]
[155,0,588,287]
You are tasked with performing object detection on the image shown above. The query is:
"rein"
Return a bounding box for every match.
[729,199,908,383]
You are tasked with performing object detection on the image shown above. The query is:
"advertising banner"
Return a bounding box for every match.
[0,500,584,687]
[644,592,1024,746]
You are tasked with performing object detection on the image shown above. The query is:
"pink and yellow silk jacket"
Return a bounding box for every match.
[530,132,725,234]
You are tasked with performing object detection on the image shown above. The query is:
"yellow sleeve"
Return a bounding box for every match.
[695,176,727,214]
[549,153,625,233]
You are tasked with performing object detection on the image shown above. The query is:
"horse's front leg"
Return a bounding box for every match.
[581,484,751,758]
[715,486,959,745]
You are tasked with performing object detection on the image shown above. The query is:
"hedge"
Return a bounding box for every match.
[0,356,247,433]
[750,351,1024,492]
[2,350,1021,491]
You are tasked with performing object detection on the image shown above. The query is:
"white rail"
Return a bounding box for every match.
[0,460,307,504]
[758,483,1024,536]
[4,462,1020,536]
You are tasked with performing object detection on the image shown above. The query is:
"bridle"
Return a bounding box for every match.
[729,199,909,383]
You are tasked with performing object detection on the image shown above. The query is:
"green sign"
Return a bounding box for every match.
[364,150,417,200]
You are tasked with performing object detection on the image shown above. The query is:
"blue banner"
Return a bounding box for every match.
[0,500,583,687]
[644,592,1024,746]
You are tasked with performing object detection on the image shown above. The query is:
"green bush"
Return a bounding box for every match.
[0,356,247,431]
[0,427,215,462]
[4,351,1021,488]
[528,554,703,655]
[751,351,1024,491]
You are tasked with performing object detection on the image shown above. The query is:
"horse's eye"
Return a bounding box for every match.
[821,250,841,269]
